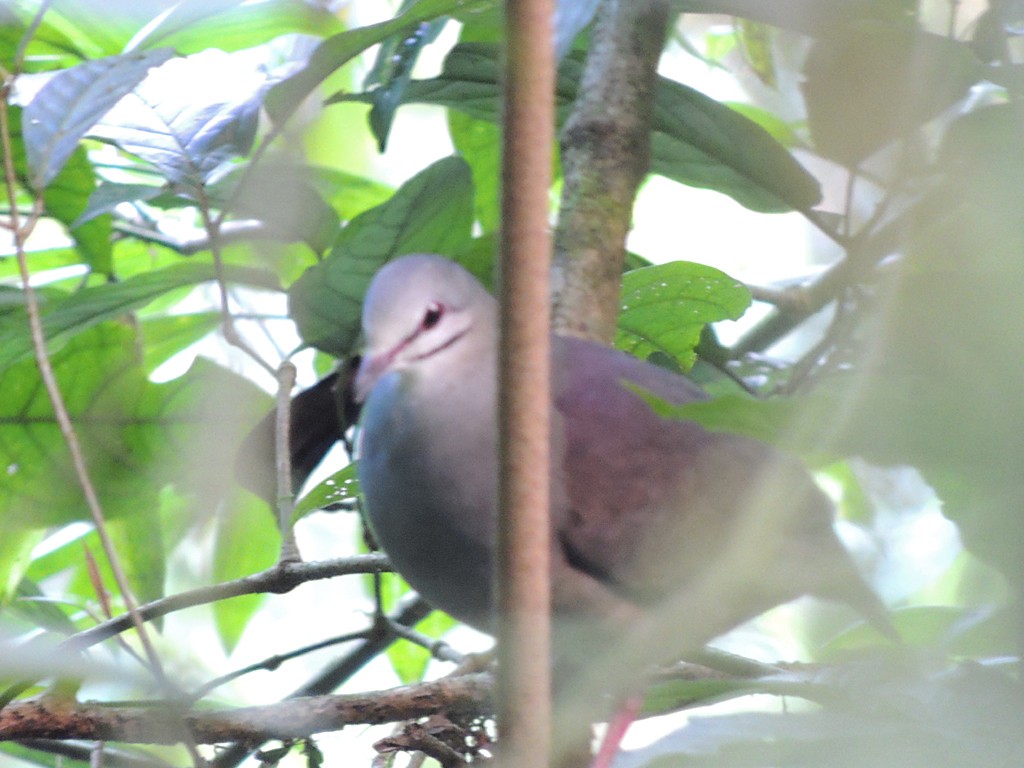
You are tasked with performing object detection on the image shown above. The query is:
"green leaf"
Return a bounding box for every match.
[633,660,1024,768]
[641,675,764,717]
[265,0,491,124]
[126,0,343,55]
[139,312,222,372]
[22,48,175,188]
[229,162,340,254]
[364,7,446,151]
[0,526,46,605]
[0,325,269,528]
[616,261,751,370]
[342,43,820,212]
[107,510,165,607]
[387,609,458,684]
[213,492,279,653]
[289,155,474,355]
[291,463,359,525]
[313,168,394,221]
[448,111,501,233]
[0,261,280,371]
[74,181,165,227]
[7,579,80,636]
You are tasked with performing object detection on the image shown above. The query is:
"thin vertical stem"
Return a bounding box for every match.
[497,0,556,764]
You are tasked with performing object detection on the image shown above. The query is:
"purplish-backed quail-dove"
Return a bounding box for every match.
[353,254,892,654]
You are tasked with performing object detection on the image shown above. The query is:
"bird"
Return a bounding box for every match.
[344,252,899,766]
[354,253,893,649]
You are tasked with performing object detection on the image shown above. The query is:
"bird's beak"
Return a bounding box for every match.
[353,349,391,403]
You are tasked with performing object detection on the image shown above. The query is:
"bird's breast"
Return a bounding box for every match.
[357,369,499,629]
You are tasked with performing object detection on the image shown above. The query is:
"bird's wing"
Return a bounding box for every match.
[551,336,838,605]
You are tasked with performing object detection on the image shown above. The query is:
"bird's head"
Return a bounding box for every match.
[355,254,497,402]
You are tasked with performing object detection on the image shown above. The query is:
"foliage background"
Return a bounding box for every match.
[0,0,1022,766]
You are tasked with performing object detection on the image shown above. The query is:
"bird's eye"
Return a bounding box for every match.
[422,302,444,330]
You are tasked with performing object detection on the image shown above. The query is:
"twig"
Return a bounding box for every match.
[275,361,301,563]
[189,628,374,701]
[14,0,53,73]
[387,622,465,665]
[209,594,433,768]
[0,555,391,708]
[0,82,173,709]
[112,220,273,255]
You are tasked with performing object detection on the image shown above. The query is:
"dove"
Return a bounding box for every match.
[353,253,893,654]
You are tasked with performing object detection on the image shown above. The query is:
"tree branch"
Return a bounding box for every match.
[0,674,494,744]
[552,0,671,343]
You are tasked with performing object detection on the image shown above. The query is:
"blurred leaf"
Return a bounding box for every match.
[229,162,340,254]
[213,491,279,653]
[671,0,918,37]
[387,609,457,684]
[0,6,90,72]
[0,526,46,605]
[107,511,165,607]
[736,19,776,87]
[312,168,394,221]
[821,604,1016,660]
[74,181,165,227]
[617,261,751,370]
[554,0,600,60]
[22,48,174,188]
[0,325,268,527]
[139,312,221,372]
[7,579,80,636]
[626,660,1024,768]
[649,74,819,211]
[341,43,820,212]
[724,103,801,148]
[641,675,765,718]
[289,155,474,355]
[126,0,342,55]
[0,261,280,370]
[802,22,981,166]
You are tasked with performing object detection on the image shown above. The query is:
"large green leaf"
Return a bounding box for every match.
[672,0,918,36]
[0,324,268,527]
[337,43,820,212]
[448,111,502,234]
[289,156,474,355]
[617,261,751,370]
